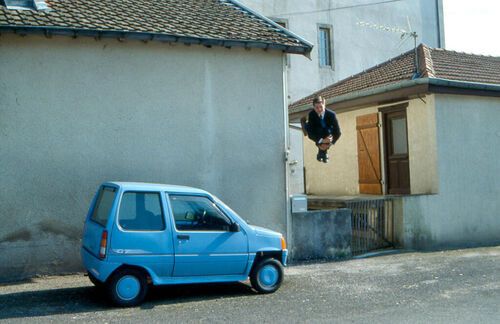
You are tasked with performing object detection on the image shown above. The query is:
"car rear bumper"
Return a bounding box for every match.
[81,247,118,283]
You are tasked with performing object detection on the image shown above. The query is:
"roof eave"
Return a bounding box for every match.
[0,25,311,54]
[227,0,313,55]
[289,78,500,120]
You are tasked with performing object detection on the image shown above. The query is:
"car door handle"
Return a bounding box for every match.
[177,234,190,240]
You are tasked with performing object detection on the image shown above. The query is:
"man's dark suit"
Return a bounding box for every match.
[306,108,341,145]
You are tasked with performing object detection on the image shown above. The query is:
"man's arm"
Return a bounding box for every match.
[306,112,322,143]
[327,111,341,145]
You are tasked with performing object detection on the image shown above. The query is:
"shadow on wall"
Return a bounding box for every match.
[0,220,83,280]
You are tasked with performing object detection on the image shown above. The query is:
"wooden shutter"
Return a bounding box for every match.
[356,113,382,194]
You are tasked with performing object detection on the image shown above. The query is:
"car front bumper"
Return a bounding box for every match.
[282,249,288,266]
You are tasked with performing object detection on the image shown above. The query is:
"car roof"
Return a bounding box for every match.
[103,182,209,195]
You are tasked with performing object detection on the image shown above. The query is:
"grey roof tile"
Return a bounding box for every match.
[0,0,311,53]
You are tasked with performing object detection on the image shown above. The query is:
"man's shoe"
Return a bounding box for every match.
[317,149,327,162]
[300,117,308,136]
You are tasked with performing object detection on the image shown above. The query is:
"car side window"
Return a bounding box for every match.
[169,195,231,231]
[118,192,165,231]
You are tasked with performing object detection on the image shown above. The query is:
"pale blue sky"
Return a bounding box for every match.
[443,0,500,56]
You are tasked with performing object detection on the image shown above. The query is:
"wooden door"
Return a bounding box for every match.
[356,113,382,194]
[383,109,410,194]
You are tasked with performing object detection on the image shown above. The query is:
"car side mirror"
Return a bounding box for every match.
[229,222,240,232]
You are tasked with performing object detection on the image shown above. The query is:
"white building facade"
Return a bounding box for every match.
[239,0,445,102]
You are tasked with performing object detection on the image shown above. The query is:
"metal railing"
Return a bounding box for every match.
[346,198,393,255]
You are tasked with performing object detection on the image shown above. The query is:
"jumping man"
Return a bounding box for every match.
[301,96,341,163]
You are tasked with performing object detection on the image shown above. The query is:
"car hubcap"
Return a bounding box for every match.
[116,275,140,300]
[259,265,278,287]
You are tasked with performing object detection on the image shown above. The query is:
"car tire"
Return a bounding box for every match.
[250,258,284,293]
[107,268,148,307]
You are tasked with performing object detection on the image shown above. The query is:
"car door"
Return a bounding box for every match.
[167,194,249,277]
[109,191,175,278]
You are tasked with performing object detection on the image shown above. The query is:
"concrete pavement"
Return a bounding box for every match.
[1,246,499,323]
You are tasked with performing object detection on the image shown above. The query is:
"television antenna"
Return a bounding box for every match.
[357,16,420,77]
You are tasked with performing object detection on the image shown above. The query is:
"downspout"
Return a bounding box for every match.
[282,52,293,252]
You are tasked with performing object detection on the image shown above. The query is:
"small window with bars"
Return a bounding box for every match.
[318,25,333,67]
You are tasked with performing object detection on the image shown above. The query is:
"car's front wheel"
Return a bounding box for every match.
[107,268,148,307]
[250,258,284,293]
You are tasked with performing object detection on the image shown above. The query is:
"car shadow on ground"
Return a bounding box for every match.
[0,281,256,319]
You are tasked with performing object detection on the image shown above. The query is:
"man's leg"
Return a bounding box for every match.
[317,143,332,163]
[316,147,325,162]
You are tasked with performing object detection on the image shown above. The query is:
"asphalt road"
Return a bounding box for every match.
[1,246,499,323]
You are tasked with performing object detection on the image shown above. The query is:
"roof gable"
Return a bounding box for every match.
[290,44,500,111]
[0,0,312,54]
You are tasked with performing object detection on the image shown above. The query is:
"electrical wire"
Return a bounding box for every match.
[275,0,403,16]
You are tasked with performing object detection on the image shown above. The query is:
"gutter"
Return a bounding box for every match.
[0,25,311,55]
[289,78,500,114]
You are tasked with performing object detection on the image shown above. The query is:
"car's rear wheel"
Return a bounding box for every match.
[107,268,148,307]
[250,258,284,293]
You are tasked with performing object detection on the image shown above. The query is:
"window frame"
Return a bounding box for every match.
[116,190,166,232]
[167,194,234,232]
[317,24,334,69]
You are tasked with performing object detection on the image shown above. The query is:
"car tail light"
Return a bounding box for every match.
[281,236,286,250]
[99,230,108,258]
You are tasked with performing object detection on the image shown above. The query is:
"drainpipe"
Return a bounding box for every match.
[282,52,293,253]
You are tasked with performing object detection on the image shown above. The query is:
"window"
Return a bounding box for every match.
[90,186,117,226]
[318,25,332,67]
[391,117,408,155]
[118,192,165,231]
[169,195,232,231]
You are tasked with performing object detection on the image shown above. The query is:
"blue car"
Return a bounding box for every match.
[81,182,287,306]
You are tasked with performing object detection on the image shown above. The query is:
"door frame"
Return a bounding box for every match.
[379,103,411,195]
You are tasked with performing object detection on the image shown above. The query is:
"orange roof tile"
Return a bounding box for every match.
[290,44,500,110]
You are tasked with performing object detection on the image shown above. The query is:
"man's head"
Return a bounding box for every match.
[313,96,326,116]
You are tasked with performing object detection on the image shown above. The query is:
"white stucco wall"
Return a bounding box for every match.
[0,33,287,278]
[303,97,438,196]
[239,0,444,102]
[406,95,439,194]
[402,94,500,249]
